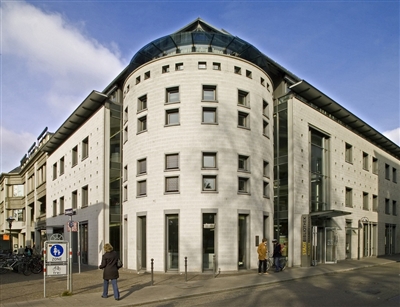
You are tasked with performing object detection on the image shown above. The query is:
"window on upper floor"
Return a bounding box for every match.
[137,158,147,175]
[59,157,65,176]
[59,197,64,215]
[363,192,369,211]
[123,185,128,201]
[238,111,250,129]
[198,62,207,69]
[238,177,250,194]
[82,137,89,160]
[144,71,150,80]
[162,65,170,73]
[137,180,147,197]
[263,181,270,198]
[385,164,390,180]
[138,115,147,133]
[82,185,88,208]
[203,175,217,192]
[202,107,217,124]
[72,190,78,209]
[166,87,180,103]
[234,66,241,74]
[53,163,57,180]
[136,76,141,85]
[123,165,128,181]
[165,176,179,193]
[362,152,369,171]
[393,168,397,183]
[202,152,217,169]
[263,100,269,118]
[263,161,270,178]
[372,194,378,212]
[263,121,269,137]
[238,155,250,172]
[124,126,128,142]
[385,198,390,214]
[124,106,128,124]
[393,200,397,216]
[238,90,249,107]
[138,94,147,112]
[260,77,265,87]
[345,187,352,208]
[345,143,352,163]
[165,109,180,126]
[246,70,252,79]
[202,85,217,101]
[372,157,378,174]
[213,62,221,70]
[53,200,57,217]
[175,63,183,71]
[165,153,179,171]
[72,145,78,166]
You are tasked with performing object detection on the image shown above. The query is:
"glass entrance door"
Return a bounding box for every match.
[202,213,215,271]
[238,214,248,269]
[137,216,146,270]
[166,215,179,270]
[325,227,337,263]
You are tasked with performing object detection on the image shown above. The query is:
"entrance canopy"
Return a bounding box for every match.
[310,210,351,220]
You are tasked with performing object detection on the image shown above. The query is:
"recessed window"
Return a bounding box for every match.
[246,70,252,79]
[82,137,89,160]
[385,198,390,214]
[53,163,57,180]
[393,200,397,215]
[53,200,57,217]
[238,155,249,172]
[238,111,250,129]
[82,185,88,208]
[144,71,150,80]
[165,176,179,193]
[202,85,216,101]
[260,77,265,87]
[372,157,378,174]
[363,192,369,211]
[198,62,207,69]
[385,164,390,180]
[345,143,352,163]
[138,116,147,133]
[203,175,217,191]
[263,161,270,178]
[362,152,369,170]
[124,106,128,124]
[124,126,128,142]
[202,152,217,169]
[136,76,141,84]
[213,62,221,70]
[166,109,180,126]
[123,165,128,181]
[175,63,183,71]
[345,187,352,208]
[238,177,250,194]
[238,90,249,107]
[165,153,179,170]
[72,145,78,166]
[123,185,128,201]
[137,158,147,175]
[59,197,64,215]
[263,181,270,198]
[372,195,378,212]
[137,180,147,197]
[138,94,147,112]
[263,121,269,137]
[162,65,170,73]
[234,66,241,74]
[59,157,65,176]
[72,190,78,209]
[393,168,397,183]
[263,100,269,118]
[202,107,217,124]
[166,87,180,103]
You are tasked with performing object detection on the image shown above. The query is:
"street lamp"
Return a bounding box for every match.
[6,216,15,254]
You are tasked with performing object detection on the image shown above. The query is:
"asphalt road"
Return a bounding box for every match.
[144,262,400,307]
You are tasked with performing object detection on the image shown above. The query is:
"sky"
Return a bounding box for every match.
[1,0,399,173]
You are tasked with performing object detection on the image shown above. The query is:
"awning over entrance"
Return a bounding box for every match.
[310,210,351,220]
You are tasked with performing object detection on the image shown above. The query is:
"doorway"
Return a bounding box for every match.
[202,213,216,271]
[137,216,146,270]
[166,215,179,271]
[325,227,337,263]
[238,214,248,269]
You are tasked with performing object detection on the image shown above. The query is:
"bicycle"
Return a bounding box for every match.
[0,255,30,275]
[266,253,287,272]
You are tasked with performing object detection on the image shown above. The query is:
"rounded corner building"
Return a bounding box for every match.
[41,18,399,273]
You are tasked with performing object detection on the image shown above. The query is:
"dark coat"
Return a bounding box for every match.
[99,250,119,280]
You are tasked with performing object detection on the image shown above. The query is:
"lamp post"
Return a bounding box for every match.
[357,217,369,260]
[6,216,15,254]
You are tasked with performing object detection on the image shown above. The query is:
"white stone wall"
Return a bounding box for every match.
[123,53,274,272]
[46,107,108,265]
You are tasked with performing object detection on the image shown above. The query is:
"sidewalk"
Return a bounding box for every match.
[1,255,399,307]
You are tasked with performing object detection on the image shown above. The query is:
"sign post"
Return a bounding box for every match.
[65,208,76,291]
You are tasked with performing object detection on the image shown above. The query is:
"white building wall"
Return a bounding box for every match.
[46,107,108,265]
[123,53,274,272]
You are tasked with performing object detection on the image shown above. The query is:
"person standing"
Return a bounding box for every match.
[272,239,283,272]
[99,243,120,300]
[257,238,268,275]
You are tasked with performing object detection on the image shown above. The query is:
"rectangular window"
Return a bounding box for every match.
[238,111,250,128]
[213,62,221,70]
[53,200,57,217]
[162,65,170,73]
[393,200,397,215]
[137,180,147,197]
[372,195,378,212]
[198,62,207,69]
[202,152,217,169]
[124,106,128,124]
[345,143,352,163]
[175,63,183,71]
[246,70,252,79]
[124,165,128,181]
[138,115,147,133]
[385,164,390,180]
[202,85,216,101]
[59,197,64,215]
[136,76,141,84]
[363,192,369,211]
[59,157,64,176]
[202,107,217,124]
[263,181,270,198]
[203,175,217,191]
[166,109,180,126]
[238,155,249,172]
[393,168,397,183]
[166,87,180,103]
[82,185,88,208]
[124,126,128,142]
[123,185,128,201]
[234,66,241,74]
[72,190,78,209]
[372,157,378,174]
[166,153,179,170]
[345,187,352,208]
[385,198,390,214]
[238,177,250,194]
[362,152,368,170]
[263,100,269,118]
[72,145,78,166]
[260,77,265,87]
[137,158,147,175]
[165,176,179,193]
[138,94,147,112]
[263,161,270,178]
[53,163,57,180]
[144,71,150,80]
[263,121,269,137]
[238,90,249,107]
[82,137,89,160]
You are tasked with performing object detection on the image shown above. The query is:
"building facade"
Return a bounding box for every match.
[1,19,398,272]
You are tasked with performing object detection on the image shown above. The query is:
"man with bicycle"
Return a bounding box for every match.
[272,239,284,272]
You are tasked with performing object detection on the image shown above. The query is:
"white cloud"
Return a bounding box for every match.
[383,127,400,145]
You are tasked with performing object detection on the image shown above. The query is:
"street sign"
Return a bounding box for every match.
[47,243,67,262]
[47,264,67,276]
[64,208,76,216]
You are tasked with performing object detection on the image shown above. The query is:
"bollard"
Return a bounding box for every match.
[151,258,154,286]
[185,257,187,282]
[213,254,216,276]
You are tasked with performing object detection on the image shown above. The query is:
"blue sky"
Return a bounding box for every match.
[1,0,399,173]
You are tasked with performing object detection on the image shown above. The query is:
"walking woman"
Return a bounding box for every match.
[99,243,120,300]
